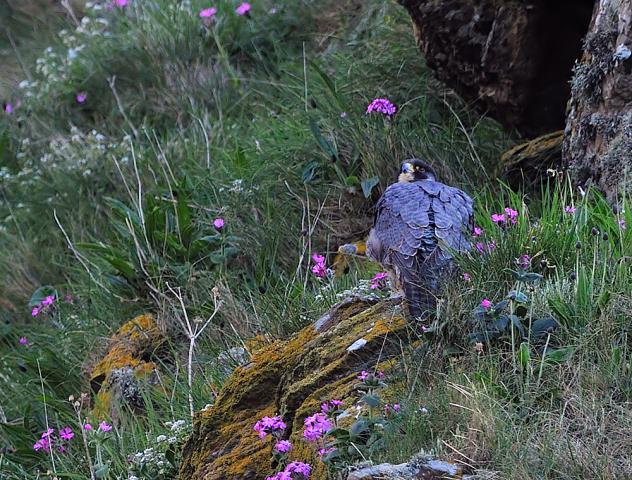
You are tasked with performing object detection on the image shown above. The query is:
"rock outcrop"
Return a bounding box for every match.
[178,298,412,480]
[563,0,632,202]
[89,313,165,419]
[397,0,594,137]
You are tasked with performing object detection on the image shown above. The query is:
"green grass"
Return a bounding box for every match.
[1,0,631,478]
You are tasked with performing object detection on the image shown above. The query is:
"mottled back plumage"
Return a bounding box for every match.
[367,163,473,319]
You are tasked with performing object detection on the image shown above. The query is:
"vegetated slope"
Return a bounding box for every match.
[0,1,630,479]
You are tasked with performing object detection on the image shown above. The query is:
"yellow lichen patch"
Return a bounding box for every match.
[89,314,165,419]
[179,298,413,480]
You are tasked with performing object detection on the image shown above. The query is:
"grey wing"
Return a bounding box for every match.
[372,183,430,276]
[429,182,473,254]
[373,182,473,276]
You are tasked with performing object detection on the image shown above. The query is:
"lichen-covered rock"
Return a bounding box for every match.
[89,313,165,419]
[178,298,409,480]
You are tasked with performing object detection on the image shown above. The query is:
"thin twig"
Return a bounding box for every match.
[108,76,139,138]
[53,209,112,295]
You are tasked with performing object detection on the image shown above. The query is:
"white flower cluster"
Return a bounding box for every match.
[20,7,110,102]
[127,420,191,480]
[218,179,259,195]
[315,279,382,302]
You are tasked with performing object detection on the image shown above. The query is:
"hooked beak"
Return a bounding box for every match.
[402,162,413,174]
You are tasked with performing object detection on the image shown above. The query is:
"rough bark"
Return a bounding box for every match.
[398,0,594,137]
[563,0,632,202]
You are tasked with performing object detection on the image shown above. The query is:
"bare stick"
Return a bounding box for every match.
[108,76,139,138]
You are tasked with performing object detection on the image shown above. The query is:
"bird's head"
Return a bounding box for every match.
[398,158,437,183]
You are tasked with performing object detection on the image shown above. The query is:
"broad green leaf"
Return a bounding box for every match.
[361,176,379,198]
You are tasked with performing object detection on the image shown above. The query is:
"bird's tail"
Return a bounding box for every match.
[403,281,435,321]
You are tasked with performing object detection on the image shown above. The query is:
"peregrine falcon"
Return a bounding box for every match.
[366,159,473,319]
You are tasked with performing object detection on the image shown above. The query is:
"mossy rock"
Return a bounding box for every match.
[89,313,165,420]
[178,298,410,480]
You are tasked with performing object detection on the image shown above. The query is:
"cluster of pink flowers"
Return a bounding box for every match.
[369,272,389,290]
[320,399,343,414]
[480,298,492,309]
[491,207,519,225]
[198,3,251,22]
[357,370,384,381]
[82,421,112,433]
[266,461,311,479]
[366,98,397,117]
[31,295,56,317]
[303,413,332,442]
[274,440,292,453]
[311,254,327,278]
[33,426,74,453]
[516,254,530,270]
[254,415,287,439]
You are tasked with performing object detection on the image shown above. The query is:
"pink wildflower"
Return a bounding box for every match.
[41,428,54,438]
[357,370,369,380]
[369,271,389,289]
[59,427,74,441]
[199,7,217,18]
[462,273,471,282]
[213,218,224,230]
[3,103,13,114]
[19,337,29,346]
[505,207,519,224]
[235,2,251,15]
[266,473,292,480]
[98,421,112,432]
[303,413,332,442]
[114,0,128,6]
[516,254,530,270]
[311,253,327,278]
[254,415,286,439]
[76,92,87,103]
[491,213,505,224]
[285,461,312,477]
[274,440,292,453]
[318,447,335,458]
[564,205,576,214]
[31,306,40,317]
[473,226,483,237]
[83,423,93,431]
[480,299,492,309]
[41,295,55,307]
[393,403,401,412]
[619,219,626,230]
[33,438,51,452]
[330,399,343,407]
[366,98,397,117]
[376,371,385,379]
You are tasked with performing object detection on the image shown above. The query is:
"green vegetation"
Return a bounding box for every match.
[0,1,630,479]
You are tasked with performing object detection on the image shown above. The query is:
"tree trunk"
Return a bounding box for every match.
[563,0,632,202]
[397,0,594,137]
